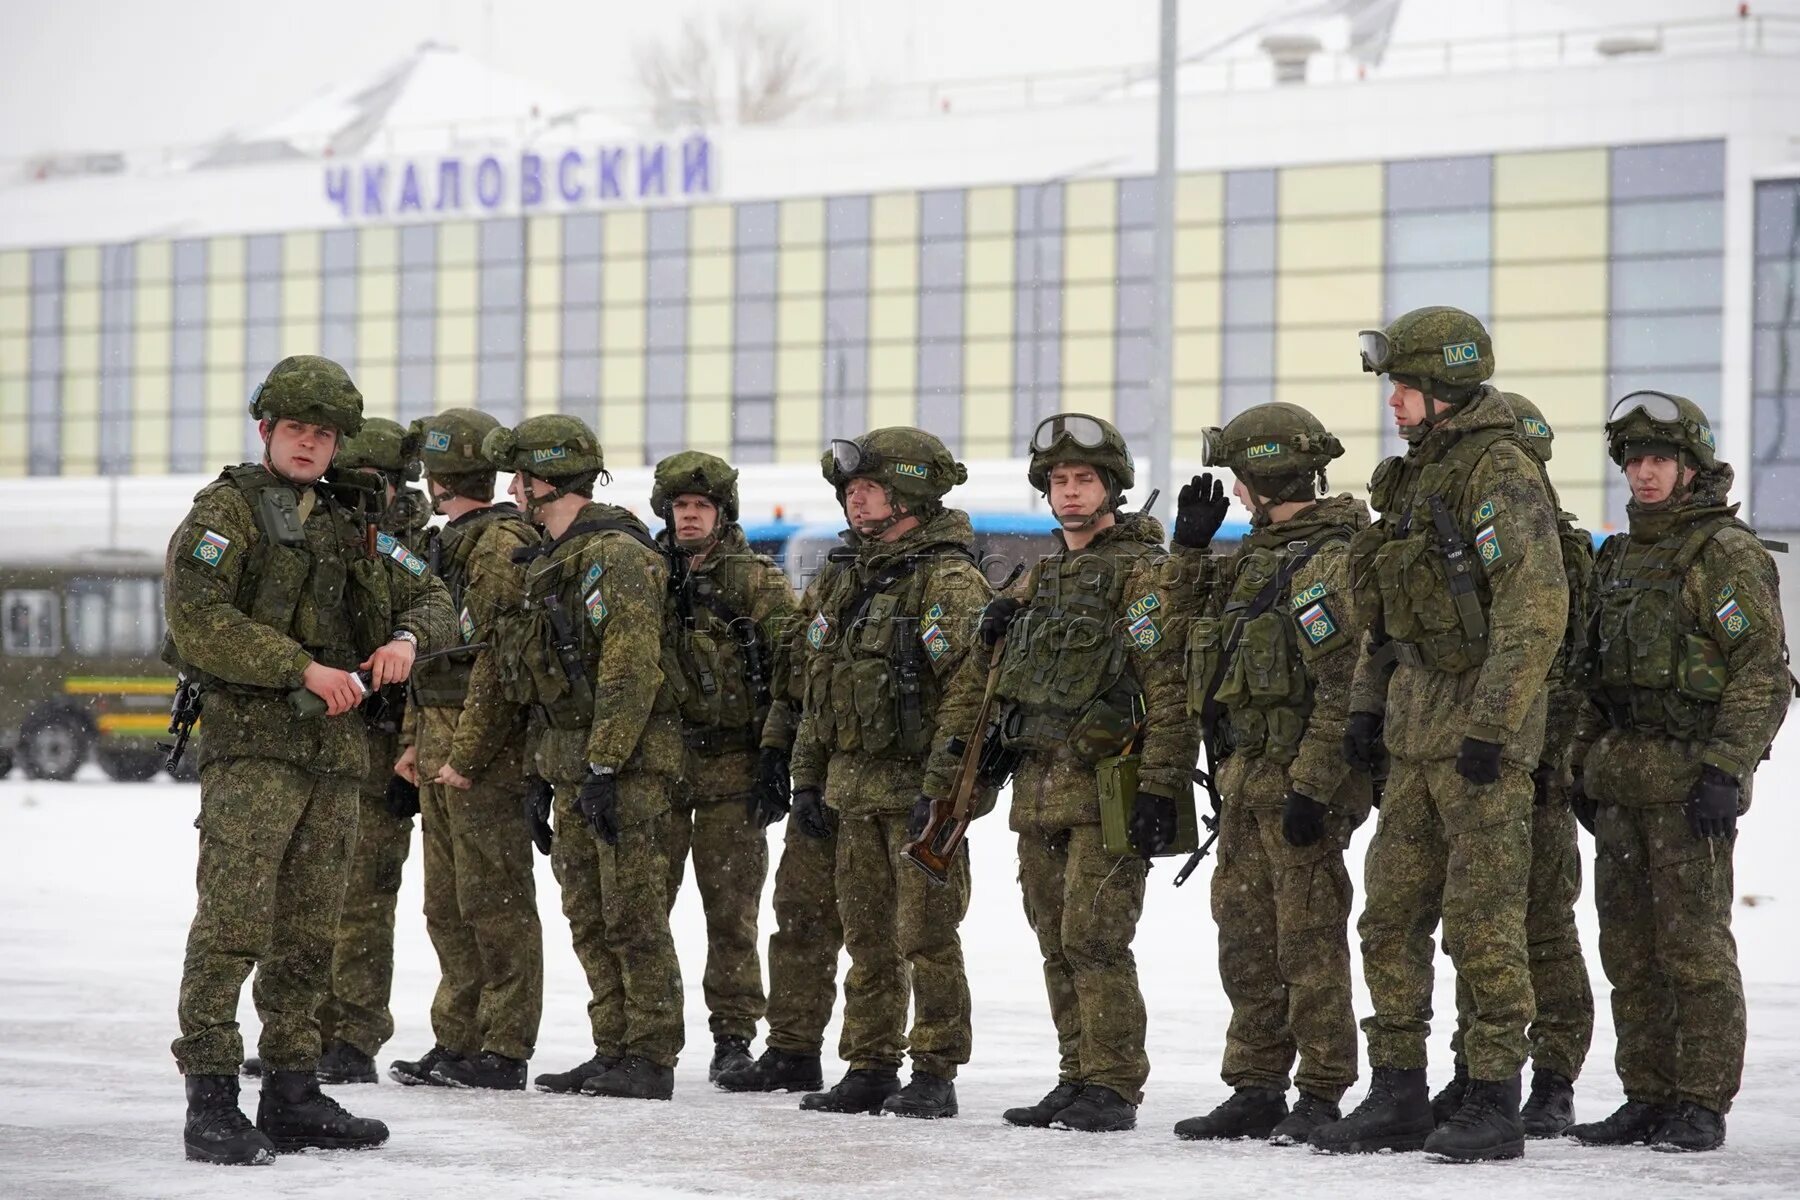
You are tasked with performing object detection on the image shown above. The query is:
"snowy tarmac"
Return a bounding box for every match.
[4,730,1800,1198]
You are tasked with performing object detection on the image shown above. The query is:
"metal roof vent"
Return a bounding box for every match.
[1260,33,1323,84]
[1595,34,1662,57]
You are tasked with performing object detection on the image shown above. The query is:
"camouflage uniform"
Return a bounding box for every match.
[167,359,453,1078]
[791,430,992,1087]
[1572,394,1790,1127]
[460,418,684,1075]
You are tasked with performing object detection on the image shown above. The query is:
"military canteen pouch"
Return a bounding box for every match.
[1097,753,1200,858]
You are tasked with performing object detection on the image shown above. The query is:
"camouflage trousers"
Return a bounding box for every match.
[1595,802,1743,1113]
[1451,800,1593,1081]
[1358,756,1534,1082]
[173,758,356,1075]
[835,809,972,1079]
[764,818,842,1057]
[1017,821,1149,1103]
[316,788,413,1056]
[1212,802,1358,1101]
[666,791,769,1042]
[416,710,543,1061]
[549,775,685,1067]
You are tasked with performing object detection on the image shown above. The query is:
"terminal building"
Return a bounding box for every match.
[2,3,1800,536]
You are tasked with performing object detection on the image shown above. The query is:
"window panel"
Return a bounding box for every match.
[1610,256,1724,314]
[1610,313,1722,370]
[736,202,779,249]
[1224,170,1277,220]
[1386,211,1490,267]
[3,589,60,656]
[1611,140,1725,201]
[1223,222,1276,274]
[1385,155,1492,212]
[1612,199,1726,257]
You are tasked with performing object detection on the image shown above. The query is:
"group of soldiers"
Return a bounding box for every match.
[162,302,1788,1170]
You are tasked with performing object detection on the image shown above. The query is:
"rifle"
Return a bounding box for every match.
[904,634,1007,884]
[1172,794,1220,887]
[159,674,204,773]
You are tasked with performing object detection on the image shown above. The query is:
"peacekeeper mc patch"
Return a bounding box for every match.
[1290,581,1328,612]
[1127,593,1162,621]
[191,529,230,567]
[1474,524,1501,566]
[1473,498,1498,523]
[376,532,428,577]
[920,622,952,662]
[1716,596,1750,640]
[458,606,476,644]
[895,462,929,479]
[424,430,452,452]
[1296,600,1338,647]
[582,562,603,591]
[925,602,944,623]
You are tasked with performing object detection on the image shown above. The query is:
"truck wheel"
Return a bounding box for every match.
[19,713,92,781]
[97,747,163,782]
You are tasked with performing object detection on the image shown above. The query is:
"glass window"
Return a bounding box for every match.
[1017,181,1065,235]
[1115,332,1152,384]
[246,233,282,279]
[1387,211,1490,267]
[1611,313,1722,370]
[322,273,357,318]
[564,263,601,308]
[1385,155,1491,212]
[3,590,60,657]
[479,217,524,263]
[1116,229,1154,279]
[173,286,206,329]
[562,306,600,356]
[172,239,206,284]
[1222,379,1274,418]
[1755,181,1799,254]
[397,362,435,421]
[63,577,162,658]
[1223,222,1276,274]
[735,348,775,394]
[647,207,688,256]
[322,229,358,274]
[827,241,869,296]
[918,341,961,393]
[1610,256,1724,314]
[561,354,600,403]
[1612,198,1725,256]
[920,241,964,290]
[1611,140,1725,201]
[1117,177,1156,229]
[564,213,603,261]
[322,318,356,367]
[400,224,438,269]
[1221,329,1275,382]
[647,254,685,302]
[735,303,776,350]
[1385,267,1490,323]
[478,356,522,409]
[919,293,962,342]
[645,303,685,347]
[1225,169,1276,221]
[920,189,965,240]
[1221,274,1275,329]
[827,195,870,244]
[480,309,523,358]
[737,250,777,298]
[736,201,779,249]
[1116,281,1153,332]
[399,314,435,362]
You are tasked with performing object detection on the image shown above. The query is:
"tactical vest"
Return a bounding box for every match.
[993,539,1157,766]
[1349,427,1516,675]
[410,505,535,708]
[1550,513,1596,681]
[665,556,771,753]
[804,542,973,761]
[1583,514,1738,743]
[166,465,392,696]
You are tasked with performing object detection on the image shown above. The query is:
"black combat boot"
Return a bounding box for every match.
[1431,1061,1470,1126]
[715,1047,823,1094]
[256,1069,389,1152]
[388,1045,462,1087]
[800,1067,901,1114]
[881,1072,958,1119]
[1648,1101,1726,1153]
[1565,1099,1673,1146]
[1003,1081,1084,1128]
[1310,1067,1434,1154]
[1424,1075,1524,1162]
[533,1052,618,1094]
[430,1051,527,1091]
[1269,1092,1341,1146]
[1520,1068,1575,1138]
[1052,1084,1137,1133]
[708,1036,753,1083]
[316,1040,378,1085]
[580,1054,675,1101]
[240,1057,263,1078]
[183,1074,275,1166]
[1174,1087,1288,1140]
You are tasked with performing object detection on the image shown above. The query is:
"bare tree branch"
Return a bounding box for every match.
[633,9,822,127]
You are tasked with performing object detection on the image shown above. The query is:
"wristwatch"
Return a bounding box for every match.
[390,630,418,648]
[588,764,617,776]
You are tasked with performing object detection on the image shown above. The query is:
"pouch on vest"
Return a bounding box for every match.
[1065,691,1143,766]
[250,543,311,638]
[1347,523,1387,631]
[1097,753,1201,858]
[1185,617,1223,718]
[1678,633,1728,702]
[345,556,392,658]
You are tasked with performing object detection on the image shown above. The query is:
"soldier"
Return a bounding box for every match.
[1431,394,1595,1137]
[384,408,546,1090]
[649,451,800,1081]
[165,356,452,1164]
[715,562,842,1096]
[789,428,992,1119]
[1164,404,1372,1145]
[461,415,686,1101]
[1563,392,1790,1152]
[928,414,1195,1133]
[1310,308,1567,1162]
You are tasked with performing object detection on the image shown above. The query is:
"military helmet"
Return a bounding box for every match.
[334,417,421,480]
[482,414,605,481]
[249,355,365,438]
[1503,392,1554,463]
[1605,390,1718,470]
[1202,402,1343,502]
[821,427,967,507]
[651,451,740,522]
[1357,306,1494,400]
[412,408,501,478]
[1025,413,1136,499]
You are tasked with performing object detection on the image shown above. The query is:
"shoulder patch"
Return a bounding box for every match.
[383,536,427,577]
[924,602,945,623]
[1296,600,1339,646]
[375,532,397,554]
[458,606,476,643]
[806,612,831,650]
[585,587,608,627]
[583,562,604,591]
[1126,593,1162,621]
[1715,596,1750,640]
[1713,583,1735,608]
[1473,499,1497,523]
[191,528,231,567]
[1127,612,1163,650]
[920,622,952,661]
[1290,581,1328,611]
[1475,524,1502,566]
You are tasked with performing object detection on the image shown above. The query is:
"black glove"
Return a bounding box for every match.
[523,775,554,855]
[747,747,792,829]
[1454,737,1504,786]
[1282,790,1328,848]
[384,773,421,820]
[1531,762,1556,807]
[1173,472,1230,550]
[794,788,837,840]
[908,794,936,841]
[1686,765,1740,840]
[1570,767,1596,835]
[577,767,620,844]
[1128,789,1178,857]
[979,597,1025,647]
[1342,712,1385,775]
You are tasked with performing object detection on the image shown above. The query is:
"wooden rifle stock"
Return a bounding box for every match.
[903,634,1006,884]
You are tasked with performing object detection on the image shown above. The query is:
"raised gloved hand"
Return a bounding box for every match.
[1342,711,1385,775]
[978,597,1025,647]
[747,746,792,829]
[1173,472,1230,551]
[1570,767,1596,835]
[794,788,838,840]
[384,774,421,820]
[1686,765,1739,840]
[1282,790,1327,848]
[1128,790,1177,857]
[1454,737,1503,786]
[523,775,554,855]
[577,766,620,844]
[908,795,936,841]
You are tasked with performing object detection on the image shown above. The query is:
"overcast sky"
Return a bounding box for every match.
[0,0,1781,160]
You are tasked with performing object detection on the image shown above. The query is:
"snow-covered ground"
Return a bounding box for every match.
[4,725,1800,1200]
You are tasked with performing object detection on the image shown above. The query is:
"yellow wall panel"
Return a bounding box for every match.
[686,396,732,454]
[1278,218,1384,272]
[1065,178,1117,234]
[1489,317,1608,372]
[208,236,244,282]
[61,373,99,475]
[689,251,733,303]
[356,310,397,407]
[1063,282,1116,336]
[1176,223,1223,281]
[869,290,916,344]
[1277,327,1368,381]
[776,346,822,396]
[965,285,1013,342]
[435,351,477,407]
[437,221,476,268]
[688,349,731,399]
[136,240,172,284]
[1172,381,1221,437]
[1064,228,1116,284]
[602,306,645,353]
[775,391,822,462]
[689,300,732,353]
[130,375,169,474]
[63,330,100,374]
[964,338,1012,392]
[204,368,245,462]
[0,292,26,339]
[136,280,172,334]
[782,247,825,298]
[359,227,397,272]
[604,210,647,258]
[282,274,320,326]
[1281,162,1383,218]
[0,249,27,291]
[967,185,1013,236]
[868,343,917,424]
[65,246,101,289]
[1494,148,1608,207]
[524,354,559,417]
[1276,270,1382,328]
[358,268,397,320]
[1492,262,1607,319]
[135,319,170,373]
[780,198,825,248]
[965,234,1013,289]
[1492,204,1608,265]
[872,192,919,242]
[691,204,733,254]
[205,324,243,370]
[1179,172,1224,224]
[0,377,23,475]
[1063,334,1115,394]
[279,319,322,358]
[526,253,561,309]
[64,286,100,339]
[870,242,918,290]
[778,295,823,344]
[437,312,477,361]
[1174,331,1221,389]
[0,332,24,378]
[601,396,645,462]
[602,257,645,308]
[283,231,320,276]
[602,352,645,404]
[437,265,476,317]
[1175,277,1222,331]
[527,213,560,262]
